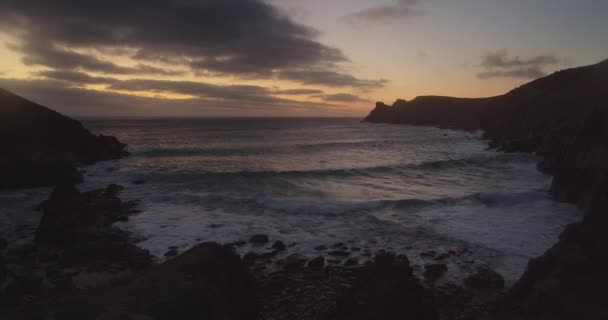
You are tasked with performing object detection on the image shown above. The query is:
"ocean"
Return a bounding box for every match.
[0,118,581,283]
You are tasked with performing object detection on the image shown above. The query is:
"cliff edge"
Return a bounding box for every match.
[364,59,608,320]
[0,88,127,188]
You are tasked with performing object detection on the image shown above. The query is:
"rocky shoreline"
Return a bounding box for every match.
[1,182,511,319]
[364,59,608,319]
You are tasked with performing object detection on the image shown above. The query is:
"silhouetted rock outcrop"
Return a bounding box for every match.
[332,253,438,320]
[0,88,127,188]
[363,59,608,319]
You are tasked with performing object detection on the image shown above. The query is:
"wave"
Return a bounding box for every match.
[136,138,455,158]
[152,153,536,182]
[141,189,549,216]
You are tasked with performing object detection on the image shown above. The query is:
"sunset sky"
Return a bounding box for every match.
[0,0,606,117]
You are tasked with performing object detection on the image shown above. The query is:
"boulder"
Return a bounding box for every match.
[332,254,438,320]
[110,242,258,320]
[35,184,129,245]
[249,234,269,244]
[464,266,504,291]
[424,263,447,280]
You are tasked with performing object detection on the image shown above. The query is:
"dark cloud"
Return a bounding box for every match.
[108,79,280,103]
[477,67,546,79]
[318,93,370,103]
[11,41,185,76]
[275,89,325,95]
[0,78,353,117]
[480,50,559,69]
[343,0,427,26]
[279,70,388,88]
[0,0,358,83]
[477,50,559,79]
[37,70,119,84]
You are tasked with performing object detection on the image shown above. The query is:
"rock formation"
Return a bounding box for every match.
[363,59,608,319]
[0,88,127,188]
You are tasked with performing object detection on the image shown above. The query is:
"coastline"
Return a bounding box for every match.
[363,60,608,319]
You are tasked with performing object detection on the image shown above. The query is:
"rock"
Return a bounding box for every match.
[0,88,127,189]
[132,179,145,185]
[249,234,269,244]
[271,240,286,251]
[257,250,280,260]
[434,253,450,261]
[333,255,437,320]
[0,238,7,252]
[349,246,361,252]
[307,256,325,270]
[424,263,447,280]
[314,245,327,251]
[164,249,178,258]
[35,184,129,245]
[344,258,359,266]
[420,250,437,258]
[374,250,396,265]
[107,243,258,320]
[464,266,504,291]
[328,250,350,258]
[283,254,307,271]
[243,252,258,266]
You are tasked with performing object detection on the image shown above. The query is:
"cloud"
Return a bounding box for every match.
[477,67,546,79]
[318,93,370,103]
[477,50,559,79]
[0,78,356,117]
[274,89,325,95]
[108,79,280,103]
[278,70,388,88]
[12,41,185,76]
[0,0,353,81]
[343,0,427,26]
[480,50,559,69]
[37,70,119,84]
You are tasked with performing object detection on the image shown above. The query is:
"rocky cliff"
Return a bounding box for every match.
[364,59,608,319]
[0,88,127,188]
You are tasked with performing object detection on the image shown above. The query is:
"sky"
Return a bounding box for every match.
[0,0,606,117]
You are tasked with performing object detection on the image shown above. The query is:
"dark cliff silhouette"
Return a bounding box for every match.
[364,59,608,319]
[0,88,127,188]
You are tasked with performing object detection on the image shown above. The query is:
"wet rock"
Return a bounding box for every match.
[271,240,286,251]
[420,250,437,258]
[464,266,504,291]
[258,250,279,261]
[344,258,359,266]
[328,250,350,258]
[35,184,129,245]
[334,254,438,320]
[5,269,44,295]
[424,263,448,280]
[110,243,258,319]
[307,256,325,270]
[0,238,7,252]
[434,253,450,261]
[131,179,145,185]
[349,246,361,252]
[314,245,328,251]
[243,252,258,266]
[283,254,307,271]
[374,250,396,265]
[249,234,269,244]
[226,240,246,248]
[164,249,178,258]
